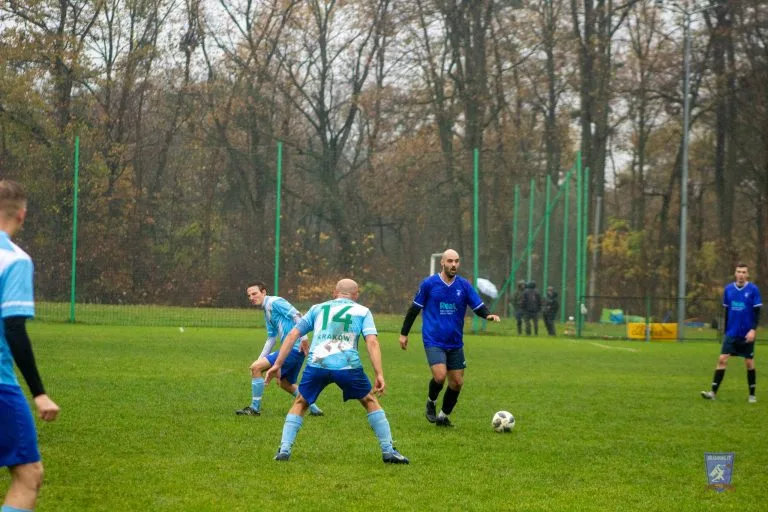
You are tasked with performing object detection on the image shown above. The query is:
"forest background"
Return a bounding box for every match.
[1,0,766,316]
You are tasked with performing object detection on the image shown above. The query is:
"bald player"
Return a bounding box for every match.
[266,279,408,464]
[400,249,500,427]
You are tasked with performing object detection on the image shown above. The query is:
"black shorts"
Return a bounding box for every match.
[721,335,755,359]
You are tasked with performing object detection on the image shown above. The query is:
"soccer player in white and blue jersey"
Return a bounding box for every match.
[702,264,762,403]
[266,279,408,464]
[235,282,323,416]
[0,180,60,512]
[399,249,500,427]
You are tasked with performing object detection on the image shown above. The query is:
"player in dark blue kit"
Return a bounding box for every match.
[399,249,500,427]
[701,264,762,403]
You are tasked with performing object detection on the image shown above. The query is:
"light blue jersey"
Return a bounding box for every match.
[263,296,304,351]
[296,298,377,370]
[0,231,35,387]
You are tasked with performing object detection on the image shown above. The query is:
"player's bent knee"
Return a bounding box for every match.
[251,358,271,375]
[13,462,44,492]
[359,393,381,411]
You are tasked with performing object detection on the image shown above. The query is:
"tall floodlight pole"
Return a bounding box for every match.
[677,10,691,341]
[656,0,717,341]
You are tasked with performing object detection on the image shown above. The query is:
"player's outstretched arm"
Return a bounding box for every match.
[399,304,422,350]
[5,316,60,421]
[474,304,500,322]
[365,334,386,396]
[747,305,761,343]
[258,336,277,359]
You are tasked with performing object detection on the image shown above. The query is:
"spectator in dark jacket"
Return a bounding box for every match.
[543,286,559,336]
[522,281,542,335]
[512,281,526,335]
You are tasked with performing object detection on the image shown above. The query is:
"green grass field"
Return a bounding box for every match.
[35,301,723,341]
[3,319,766,511]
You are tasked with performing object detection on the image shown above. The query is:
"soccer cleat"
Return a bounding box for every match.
[274,450,291,461]
[748,395,757,404]
[382,448,409,464]
[309,406,325,416]
[235,406,261,416]
[425,400,437,423]
[435,415,454,427]
[700,391,716,400]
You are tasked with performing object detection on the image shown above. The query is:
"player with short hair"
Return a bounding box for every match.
[399,249,500,427]
[266,279,408,464]
[0,179,60,512]
[701,263,762,403]
[235,282,323,417]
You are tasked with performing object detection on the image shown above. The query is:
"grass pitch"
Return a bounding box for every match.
[3,320,766,511]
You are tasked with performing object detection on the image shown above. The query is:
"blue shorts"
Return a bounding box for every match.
[424,345,466,371]
[266,350,305,385]
[721,335,755,359]
[0,384,41,468]
[298,366,372,405]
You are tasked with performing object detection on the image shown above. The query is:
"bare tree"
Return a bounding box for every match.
[277,0,391,270]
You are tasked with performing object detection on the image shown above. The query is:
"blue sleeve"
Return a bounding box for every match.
[753,285,763,307]
[361,310,377,336]
[295,307,316,337]
[722,286,729,309]
[413,278,430,308]
[466,280,484,310]
[1,259,35,319]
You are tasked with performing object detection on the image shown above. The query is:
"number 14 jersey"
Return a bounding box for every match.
[296,298,377,370]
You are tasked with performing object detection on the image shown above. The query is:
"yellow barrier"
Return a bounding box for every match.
[627,322,678,341]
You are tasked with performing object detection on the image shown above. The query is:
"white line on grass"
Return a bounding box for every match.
[589,342,639,352]
[560,338,640,352]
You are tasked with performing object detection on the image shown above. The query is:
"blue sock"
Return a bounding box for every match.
[3,506,32,512]
[279,414,303,454]
[251,377,264,411]
[367,409,393,453]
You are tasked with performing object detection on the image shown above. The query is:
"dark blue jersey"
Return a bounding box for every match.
[723,281,762,339]
[412,274,484,349]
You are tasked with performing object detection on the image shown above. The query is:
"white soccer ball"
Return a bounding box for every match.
[492,410,515,433]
